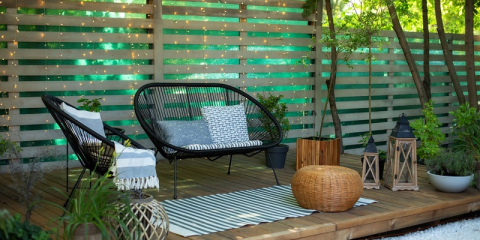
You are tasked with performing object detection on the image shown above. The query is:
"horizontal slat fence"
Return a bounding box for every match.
[0,0,478,165]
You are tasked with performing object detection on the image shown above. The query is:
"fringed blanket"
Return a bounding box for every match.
[112,142,159,191]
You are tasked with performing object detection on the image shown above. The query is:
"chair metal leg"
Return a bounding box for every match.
[266,152,280,185]
[63,167,86,211]
[227,155,233,175]
[173,156,177,199]
[66,142,69,192]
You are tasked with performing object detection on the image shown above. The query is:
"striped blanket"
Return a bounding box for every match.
[112,142,159,191]
[162,185,376,237]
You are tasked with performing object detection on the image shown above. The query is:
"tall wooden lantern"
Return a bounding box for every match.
[362,135,380,189]
[383,114,419,191]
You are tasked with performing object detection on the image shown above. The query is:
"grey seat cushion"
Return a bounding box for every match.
[156,120,213,147]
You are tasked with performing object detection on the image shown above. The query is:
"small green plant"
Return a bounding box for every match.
[426,149,476,176]
[449,102,480,160]
[257,93,291,143]
[77,97,102,112]
[57,169,135,239]
[0,135,22,159]
[0,209,52,240]
[358,132,386,159]
[410,100,445,160]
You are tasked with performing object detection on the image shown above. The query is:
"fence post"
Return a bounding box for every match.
[6,7,20,157]
[313,0,324,137]
[152,0,163,83]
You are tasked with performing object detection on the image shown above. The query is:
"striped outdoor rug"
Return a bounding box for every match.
[162,185,377,237]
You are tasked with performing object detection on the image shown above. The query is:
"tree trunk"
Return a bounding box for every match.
[434,0,466,105]
[465,0,477,109]
[387,0,428,109]
[325,0,343,153]
[368,37,372,133]
[422,0,431,101]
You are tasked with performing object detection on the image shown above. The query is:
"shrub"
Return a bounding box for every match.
[256,93,290,142]
[410,100,445,160]
[426,149,475,176]
[0,209,52,240]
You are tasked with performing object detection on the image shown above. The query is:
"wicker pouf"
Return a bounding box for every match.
[291,165,363,212]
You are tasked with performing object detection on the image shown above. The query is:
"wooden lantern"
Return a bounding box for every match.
[362,135,380,189]
[383,114,419,191]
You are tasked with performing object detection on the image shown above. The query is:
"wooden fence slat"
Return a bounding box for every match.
[0,65,154,76]
[163,20,315,34]
[162,6,311,21]
[163,35,312,46]
[1,31,153,43]
[0,13,154,29]
[163,50,309,59]
[0,49,154,60]
[0,0,153,14]
[162,64,314,73]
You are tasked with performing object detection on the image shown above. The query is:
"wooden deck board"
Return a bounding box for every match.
[1,151,480,239]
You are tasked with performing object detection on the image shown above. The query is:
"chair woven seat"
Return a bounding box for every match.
[291,165,363,212]
[134,82,283,198]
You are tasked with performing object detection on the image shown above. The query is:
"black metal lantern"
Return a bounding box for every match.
[390,113,416,138]
[362,135,380,189]
[384,113,418,191]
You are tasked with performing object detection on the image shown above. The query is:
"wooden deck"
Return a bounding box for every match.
[1,151,480,239]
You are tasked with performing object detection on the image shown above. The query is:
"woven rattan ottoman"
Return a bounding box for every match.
[291,165,363,212]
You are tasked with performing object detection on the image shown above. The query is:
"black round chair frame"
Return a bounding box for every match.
[41,95,146,209]
[134,82,283,199]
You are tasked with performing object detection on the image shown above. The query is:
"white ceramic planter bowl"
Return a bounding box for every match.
[427,171,474,193]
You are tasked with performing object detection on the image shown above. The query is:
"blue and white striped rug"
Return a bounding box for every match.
[162,185,377,237]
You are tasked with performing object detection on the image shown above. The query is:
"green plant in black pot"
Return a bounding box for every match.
[77,97,103,112]
[257,93,290,169]
[410,100,445,162]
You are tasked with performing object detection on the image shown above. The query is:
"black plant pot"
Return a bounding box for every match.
[265,145,289,169]
[360,157,386,180]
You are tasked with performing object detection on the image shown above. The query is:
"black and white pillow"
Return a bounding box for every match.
[156,120,213,147]
[61,102,106,141]
[201,103,249,144]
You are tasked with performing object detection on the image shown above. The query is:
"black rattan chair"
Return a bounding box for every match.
[41,95,147,208]
[134,82,282,198]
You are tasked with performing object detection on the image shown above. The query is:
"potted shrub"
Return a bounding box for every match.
[410,100,446,163]
[257,93,290,169]
[77,97,103,112]
[77,97,125,135]
[449,102,480,189]
[358,133,386,180]
[56,170,136,239]
[426,149,475,192]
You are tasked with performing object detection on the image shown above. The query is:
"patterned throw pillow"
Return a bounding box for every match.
[201,103,250,144]
[184,140,262,150]
[156,120,213,147]
[61,102,106,140]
